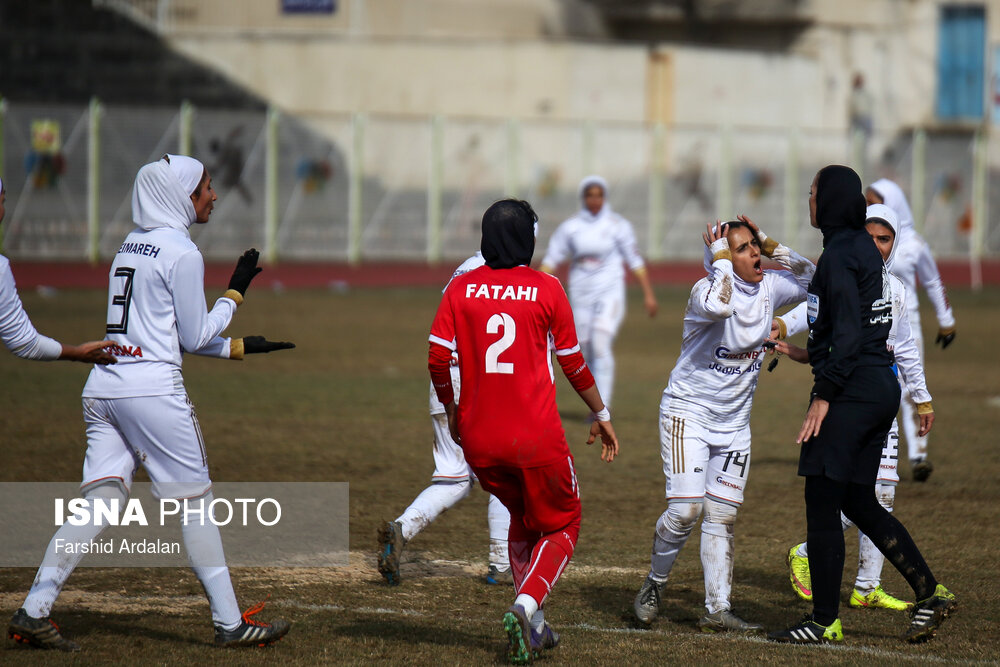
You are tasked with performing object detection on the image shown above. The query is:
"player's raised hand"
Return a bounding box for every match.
[61,340,117,365]
[587,419,619,463]
[703,220,728,248]
[935,327,956,349]
[242,335,295,354]
[228,248,262,296]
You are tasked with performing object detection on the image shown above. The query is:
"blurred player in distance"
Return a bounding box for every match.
[772,203,934,613]
[428,198,618,664]
[0,177,115,365]
[866,178,954,481]
[633,216,814,633]
[9,156,294,652]
[540,175,657,411]
[377,249,512,587]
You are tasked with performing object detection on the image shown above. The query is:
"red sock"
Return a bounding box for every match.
[509,540,533,593]
[517,525,578,606]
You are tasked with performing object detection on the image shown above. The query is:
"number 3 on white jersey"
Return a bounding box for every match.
[485,312,515,374]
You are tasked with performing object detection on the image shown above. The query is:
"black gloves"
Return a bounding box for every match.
[228,248,262,296]
[244,336,295,354]
[935,328,956,350]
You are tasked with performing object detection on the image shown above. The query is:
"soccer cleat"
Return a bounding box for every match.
[904,584,957,643]
[214,600,290,648]
[7,608,80,652]
[530,621,560,652]
[787,543,812,601]
[767,614,844,644]
[912,459,934,482]
[850,586,913,611]
[633,576,666,625]
[485,565,514,586]
[698,609,764,634]
[502,604,533,665]
[377,520,405,585]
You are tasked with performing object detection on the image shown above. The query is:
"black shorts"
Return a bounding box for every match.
[798,365,900,485]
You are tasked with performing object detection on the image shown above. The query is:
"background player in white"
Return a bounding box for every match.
[540,175,657,410]
[633,216,814,632]
[377,250,512,587]
[774,203,934,612]
[866,178,953,481]
[0,177,115,366]
[8,155,294,652]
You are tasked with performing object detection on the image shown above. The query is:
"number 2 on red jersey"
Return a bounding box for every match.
[485,312,515,374]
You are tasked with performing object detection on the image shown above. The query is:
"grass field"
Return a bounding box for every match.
[1,284,998,665]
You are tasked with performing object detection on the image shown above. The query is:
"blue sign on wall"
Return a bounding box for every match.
[282,0,336,13]
[936,5,985,121]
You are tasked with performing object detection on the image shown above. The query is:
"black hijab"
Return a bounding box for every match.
[815,165,866,242]
[481,199,537,269]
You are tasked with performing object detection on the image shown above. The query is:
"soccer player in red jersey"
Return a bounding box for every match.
[428,199,618,664]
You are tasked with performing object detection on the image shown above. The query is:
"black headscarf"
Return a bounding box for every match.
[815,165,866,242]
[481,199,537,269]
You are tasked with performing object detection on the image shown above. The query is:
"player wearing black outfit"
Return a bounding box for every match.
[769,166,956,645]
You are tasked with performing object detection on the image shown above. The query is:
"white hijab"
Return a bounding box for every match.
[132,154,205,233]
[865,203,899,273]
[578,174,610,221]
[868,178,914,243]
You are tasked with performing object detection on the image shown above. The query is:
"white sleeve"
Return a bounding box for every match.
[778,302,809,338]
[186,336,232,359]
[172,250,237,354]
[914,242,955,329]
[540,221,571,269]
[893,287,932,404]
[768,243,815,294]
[688,262,735,321]
[615,218,646,272]
[0,259,63,361]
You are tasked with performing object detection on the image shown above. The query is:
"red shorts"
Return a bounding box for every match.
[472,456,581,539]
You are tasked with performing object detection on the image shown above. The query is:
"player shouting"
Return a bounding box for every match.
[9,155,293,652]
[428,199,618,664]
[633,216,814,633]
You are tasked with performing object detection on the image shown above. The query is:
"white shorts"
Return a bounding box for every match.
[430,413,473,483]
[659,412,751,507]
[82,393,212,500]
[876,418,900,485]
[571,289,625,344]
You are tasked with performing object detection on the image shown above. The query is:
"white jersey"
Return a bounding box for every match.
[780,274,930,403]
[83,227,237,399]
[891,231,954,328]
[540,205,644,305]
[0,255,62,360]
[662,243,813,431]
[428,252,486,415]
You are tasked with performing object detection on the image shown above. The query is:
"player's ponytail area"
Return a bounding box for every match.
[1,286,996,664]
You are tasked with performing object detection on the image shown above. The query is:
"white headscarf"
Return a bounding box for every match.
[578,174,610,221]
[868,178,914,241]
[131,154,205,233]
[865,203,899,272]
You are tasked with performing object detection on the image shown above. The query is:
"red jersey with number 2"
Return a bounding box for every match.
[429,265,580,469]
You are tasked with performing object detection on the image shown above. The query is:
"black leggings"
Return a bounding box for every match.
[805,475,937,625]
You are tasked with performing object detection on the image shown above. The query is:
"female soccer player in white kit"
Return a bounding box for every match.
[866,178,954,481]
[776,203,935,612]
[0,178,115,366]
[9,156,293,652]
[540,175,657,409]
[633,216,814,632]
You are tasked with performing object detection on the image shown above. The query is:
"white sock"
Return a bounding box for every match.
[796,543,808,558]
[590,329,616,408]
[182,493,241,630]
[514,593,539,620]
[487,493,510,571]
[701,500,736,614]
[855,484,895,594]
[396,480,471,542]
[649,504,698,583]
[529,608,545,632]
[23,483,125,619]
